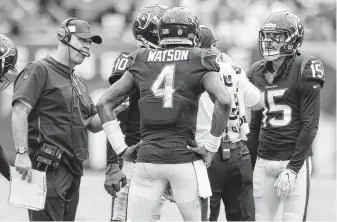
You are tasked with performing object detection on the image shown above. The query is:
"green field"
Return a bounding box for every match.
[0,170,335,221]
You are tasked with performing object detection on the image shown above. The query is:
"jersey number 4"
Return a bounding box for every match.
[262,89,292,127]
[151,64,176,108]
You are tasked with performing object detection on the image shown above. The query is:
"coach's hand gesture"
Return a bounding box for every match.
[15,149,32,183]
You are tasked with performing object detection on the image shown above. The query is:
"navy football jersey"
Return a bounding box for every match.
[127,46,220,163]
[108,52,141,146]
[248,55,325,163]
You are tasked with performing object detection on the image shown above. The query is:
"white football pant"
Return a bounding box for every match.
[253,156,311,221]
[127,162,202,221]
[112,161,165,221]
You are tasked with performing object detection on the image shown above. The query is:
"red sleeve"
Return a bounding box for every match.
[12,62,47,108]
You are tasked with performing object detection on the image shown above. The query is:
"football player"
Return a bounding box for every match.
[97,7,231,221]
[104,5,170,221]
[247,11,324,221]
[0,34,18,181]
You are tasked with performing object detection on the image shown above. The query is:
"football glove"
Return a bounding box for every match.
[274,168,297,198]
[104,163,127,197]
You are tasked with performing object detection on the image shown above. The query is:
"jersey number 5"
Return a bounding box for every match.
[151,64,176,108]
[262,89,292,127]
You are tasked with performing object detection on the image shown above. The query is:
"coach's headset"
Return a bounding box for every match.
[57,17,90,57]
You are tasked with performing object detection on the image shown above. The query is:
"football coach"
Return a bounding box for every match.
[11,18,103,221]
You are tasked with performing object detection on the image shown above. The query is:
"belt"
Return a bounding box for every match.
[220,140,246,150]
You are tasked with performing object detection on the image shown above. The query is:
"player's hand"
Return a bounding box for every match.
[274,168,297,198]
[104,163,127,197]
[187,144,215,168]
[119,140,142,162]
[14,152,32,183]
[115,99,130,115]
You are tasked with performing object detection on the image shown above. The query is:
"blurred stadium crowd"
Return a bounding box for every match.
[0,0,335,177]
[0,0,335,70]
[0,0,335,42]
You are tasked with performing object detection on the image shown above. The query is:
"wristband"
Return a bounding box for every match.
[204,133,222,153]
[102,120,127,155]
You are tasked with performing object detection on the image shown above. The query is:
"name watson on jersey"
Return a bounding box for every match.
[146,49,189,62]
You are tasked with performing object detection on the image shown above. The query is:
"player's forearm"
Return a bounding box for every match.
[97,83,131,124]
[97,86,131,155]
[96,99,129,126]
[247,110,262,168]
[288,118,319,174]
[106,142,119,166]
[97,98,119,124]
[288,81,321,174]
[12,107,29,150]
[210,97,231,137]
[247,111,262,150]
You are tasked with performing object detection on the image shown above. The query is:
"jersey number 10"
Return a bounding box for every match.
[151,64,176,108]
[114,57,129,71]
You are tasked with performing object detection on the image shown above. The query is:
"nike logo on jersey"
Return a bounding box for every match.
[313,85,319,89]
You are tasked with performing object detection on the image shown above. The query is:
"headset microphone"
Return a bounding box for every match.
[63,41,90,57]
[57,18,91,57]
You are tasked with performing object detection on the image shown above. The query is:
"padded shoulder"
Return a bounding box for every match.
[192,47,220,72]
[298,55,325,87]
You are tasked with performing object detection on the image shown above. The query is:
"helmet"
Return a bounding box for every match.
[158,7,200,46]
[259,11,304,61]
[0,34,18,91]
[132,4,169,48]
[198,25,221,55]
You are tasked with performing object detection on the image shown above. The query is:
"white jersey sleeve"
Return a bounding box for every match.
[195,92,214,146]
[237,69,262,108]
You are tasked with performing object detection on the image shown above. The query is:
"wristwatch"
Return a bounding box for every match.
[16,147,28,154]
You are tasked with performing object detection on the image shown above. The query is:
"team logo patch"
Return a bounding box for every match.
[22,71,29,80]
[177,29,183,35]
